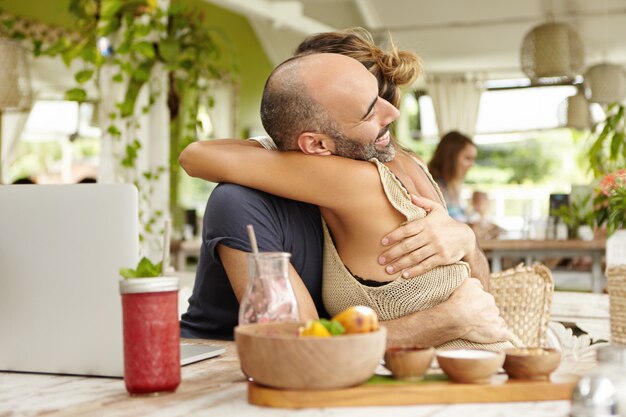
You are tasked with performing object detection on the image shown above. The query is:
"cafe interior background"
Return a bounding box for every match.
[2,0,626,290]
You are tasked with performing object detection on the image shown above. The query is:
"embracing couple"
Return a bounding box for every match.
[179,28,515,349]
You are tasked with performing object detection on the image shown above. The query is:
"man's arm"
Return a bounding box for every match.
[377,195,491,288]
[217,245,319,321]
[219,245,504,347]
[383,278,511,347]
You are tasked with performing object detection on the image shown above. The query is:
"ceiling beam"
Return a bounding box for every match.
[206,0,336,35]
[371,6,626,34]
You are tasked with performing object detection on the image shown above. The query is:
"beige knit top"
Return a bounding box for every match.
[322,158,514,351]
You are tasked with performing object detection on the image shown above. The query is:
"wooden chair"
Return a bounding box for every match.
[489,263,554,347]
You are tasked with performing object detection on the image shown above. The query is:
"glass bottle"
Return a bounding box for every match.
[119,277,180,395]
[238,252,299,325]
[571,346,626,417]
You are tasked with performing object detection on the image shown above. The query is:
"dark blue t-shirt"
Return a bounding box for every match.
[180,183,327,340]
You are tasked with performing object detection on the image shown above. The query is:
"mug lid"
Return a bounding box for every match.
[119,277,179,294]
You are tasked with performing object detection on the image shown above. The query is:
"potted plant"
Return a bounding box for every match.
[550,194,595,240]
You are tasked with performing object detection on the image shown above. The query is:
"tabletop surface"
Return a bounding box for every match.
[478,239,606,251]
[1,338,589,417]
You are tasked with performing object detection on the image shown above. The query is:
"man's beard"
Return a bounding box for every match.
[331,126,396,162]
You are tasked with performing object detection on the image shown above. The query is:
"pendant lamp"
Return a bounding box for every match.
[558,89,591,130]
[520,22,584,80]
[583,63,626,105]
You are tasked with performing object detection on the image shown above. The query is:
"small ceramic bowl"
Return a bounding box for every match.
[384,347,435,381]
[436,349,505,384]
[503,347,561,380]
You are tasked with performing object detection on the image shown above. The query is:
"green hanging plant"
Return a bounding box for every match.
[587,104,626,178]
[8,0,236,245]
[586,103,626,234]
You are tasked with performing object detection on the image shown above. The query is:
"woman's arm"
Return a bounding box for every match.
[179,140,378,211]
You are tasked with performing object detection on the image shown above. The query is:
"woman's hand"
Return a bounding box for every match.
[378,194,477,278]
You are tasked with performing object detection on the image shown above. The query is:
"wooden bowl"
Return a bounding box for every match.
[436,349,505,384]
[235,322,386,390]
[384,347,434,381]
[503,347,561,380]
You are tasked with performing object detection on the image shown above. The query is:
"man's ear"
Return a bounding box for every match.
[297,132,333,155]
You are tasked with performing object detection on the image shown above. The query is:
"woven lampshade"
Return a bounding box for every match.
[583,63,626,104]
[0,38,32,112]
[558,89,591,130]
[520,22,584,80]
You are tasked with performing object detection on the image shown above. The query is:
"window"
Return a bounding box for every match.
[406,80,605,142]
[8,100,101,183]
[400,80,600,238]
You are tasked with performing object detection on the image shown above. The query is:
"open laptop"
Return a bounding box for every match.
[0,184,223,378]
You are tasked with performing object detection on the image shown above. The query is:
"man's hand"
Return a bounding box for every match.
[378,195,477,278]
[383,277,511,347]
[445,278,512,343]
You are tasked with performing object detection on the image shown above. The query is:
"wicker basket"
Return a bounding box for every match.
[607,265,626,345]
[489,263,554,347]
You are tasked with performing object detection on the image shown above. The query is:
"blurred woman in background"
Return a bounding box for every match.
[428,131,477,222]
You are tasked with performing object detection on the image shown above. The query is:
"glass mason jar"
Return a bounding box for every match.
[238,252,299,325]
[119,277,180,395]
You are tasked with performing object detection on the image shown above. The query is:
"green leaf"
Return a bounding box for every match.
[33,40,43,56]
[134,24,152,37]
[120,256,162,279]
[119,267,139,278]
[75,69,94,84]
[107,125,121,137]
[100,0,125,20]
[158,38,180,63]
[610,132,624,162]
[133,41,155,59]
[112,73,123,83]
[43,39,69,57]
[61,36,90,66]
[2,18,15,30]
[65,88,87,102]
[318,319,346,336]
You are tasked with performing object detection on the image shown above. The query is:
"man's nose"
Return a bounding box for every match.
[379,98,400,125]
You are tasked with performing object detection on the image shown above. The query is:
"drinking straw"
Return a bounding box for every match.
[246,224,259,255]
[247,224,262,280]
[162,218,171,275]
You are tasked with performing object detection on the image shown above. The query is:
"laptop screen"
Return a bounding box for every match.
[0,184,138,377]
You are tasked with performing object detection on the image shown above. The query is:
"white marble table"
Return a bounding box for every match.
[0,339,583,417]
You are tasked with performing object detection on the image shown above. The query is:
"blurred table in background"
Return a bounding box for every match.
[171,238,202,272]
[480,239,606,293]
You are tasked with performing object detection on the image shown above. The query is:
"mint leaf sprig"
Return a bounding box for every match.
[119,256,163,279]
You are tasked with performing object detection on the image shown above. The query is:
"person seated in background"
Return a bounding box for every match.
[427,131,477,222]
[468,191,503,240]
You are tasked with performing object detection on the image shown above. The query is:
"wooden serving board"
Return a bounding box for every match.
[247,374,577,408]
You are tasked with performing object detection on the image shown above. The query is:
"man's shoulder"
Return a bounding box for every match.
[209,183,277,203]
[209,183,313,211]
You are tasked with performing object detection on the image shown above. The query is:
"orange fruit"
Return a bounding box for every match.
[331,306,379,334]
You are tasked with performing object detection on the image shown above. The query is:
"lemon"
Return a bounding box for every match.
[299,320,332,337]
